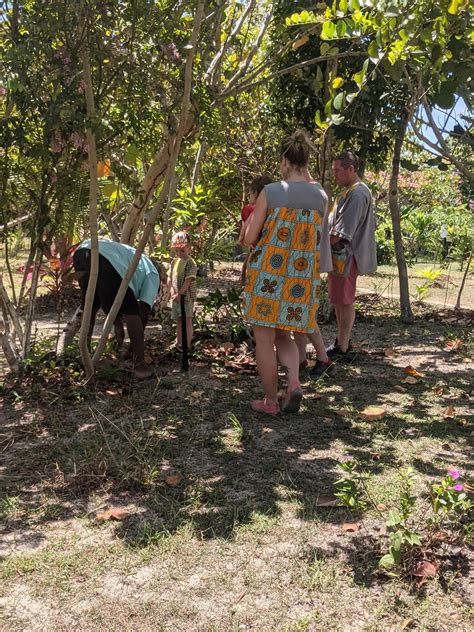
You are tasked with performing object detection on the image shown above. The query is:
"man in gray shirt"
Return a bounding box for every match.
[327,151,377,359]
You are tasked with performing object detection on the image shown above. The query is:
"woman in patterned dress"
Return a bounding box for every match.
[243,131,331,415]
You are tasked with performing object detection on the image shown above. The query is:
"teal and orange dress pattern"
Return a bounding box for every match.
[243,191,326,333]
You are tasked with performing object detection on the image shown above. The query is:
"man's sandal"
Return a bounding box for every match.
[281,387,303,413]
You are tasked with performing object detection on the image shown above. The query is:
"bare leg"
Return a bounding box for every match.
[185,316,193,345]
[275,329,300,391]
[293,332,308,365]
[124,314,152,378]
[337,304,355,352]
[306,324,330,362]
[253,325,278,404]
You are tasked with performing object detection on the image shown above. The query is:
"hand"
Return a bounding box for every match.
[172,292,180,303]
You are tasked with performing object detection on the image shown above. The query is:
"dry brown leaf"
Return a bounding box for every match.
[370,452,382,460]
[444,338,462,352]
[457,418,467,426]
[220,342,235,352]
[292,34,309,50]
[334,408,352,417]
[443,406,455,419]
[393,385,407,393]
[96,507,130,522]
[384,348,396,358]
[441,443,452,451]
[400,619,415,630]
[358,406,386,421]
[165,473,182,487]
[316,495,340,508]
[376,503,387,511]
[342,522,360,533]
[402,376,419,385]
[412,560,437,578]
[434,387,444,396]
[105,389,119,396]
[404,365,425,378]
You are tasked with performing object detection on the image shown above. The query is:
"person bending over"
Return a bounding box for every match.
[73,239,160,379]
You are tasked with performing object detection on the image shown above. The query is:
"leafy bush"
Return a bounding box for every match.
[335,460,472,580]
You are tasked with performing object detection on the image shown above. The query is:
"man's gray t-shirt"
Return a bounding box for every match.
[328,181,377,276]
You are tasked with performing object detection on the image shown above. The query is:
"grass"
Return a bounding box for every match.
[0,267,473,630]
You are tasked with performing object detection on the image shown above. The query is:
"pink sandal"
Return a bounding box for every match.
[251,398,280,416]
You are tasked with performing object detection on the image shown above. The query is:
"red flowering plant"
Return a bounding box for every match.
[18,236,79,304]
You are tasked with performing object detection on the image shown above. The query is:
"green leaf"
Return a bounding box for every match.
[336,20,347,37]
[352,69,365,87]
[448,0,469,15]
[102,183,118,197]
[332,76,345,89]
[379,553,395,568]
[367,40,379,61]
[321,21,336,40]
[386,510,402,527]
[314,110,329,129]
[405,531,422,546]
[333,92,344,110]
[400,159,419,171]
[339,0,348,12]
[320,42,332,55]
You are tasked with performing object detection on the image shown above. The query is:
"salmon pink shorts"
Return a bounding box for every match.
[328,259,359,305]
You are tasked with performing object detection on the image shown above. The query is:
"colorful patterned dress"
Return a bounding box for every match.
[243,181,331,333]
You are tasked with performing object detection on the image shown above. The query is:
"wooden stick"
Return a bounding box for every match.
[180,294,189,372]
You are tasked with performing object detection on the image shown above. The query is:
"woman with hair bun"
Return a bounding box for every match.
[243,130,332,415]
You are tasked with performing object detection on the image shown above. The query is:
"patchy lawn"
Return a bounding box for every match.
[1,267,473,631]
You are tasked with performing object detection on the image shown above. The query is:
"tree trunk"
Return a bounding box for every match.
[78,3,99,378]
[319,57,337,204]
[455,251,471,311]
[57,306,83,355]
[389,107,413,323]
[161,171,178,249]
[21,246,42,358]
[190,140,207,193]
[92,1,205,365]
[120,113,196,246]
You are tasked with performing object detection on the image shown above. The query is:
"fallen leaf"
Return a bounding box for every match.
[195,361,207,367]
[191,391,204,398]
[342,522,360,533]
[444,338,462,352]
[220,342,235,352]
[434,387,444,396]
[384,348,396,358]
[404,365,425,378]
[457,418,467,426]
[443,406,455,418]
[411,560,437,578]
[400,618,415,630]
[165,473,182,487]
[376,503,387,511]
[402,376,419,385]
[441,443,452,451]
[358,406,386,421]
[105,389,119,396]
[316,495,341,508]
[432,531,449,542]
[370,452,382,460]
[393,385,407,393]
[334,408,352,417]
[96,507,130,522]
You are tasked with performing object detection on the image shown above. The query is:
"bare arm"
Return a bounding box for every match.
[244,190,267,246]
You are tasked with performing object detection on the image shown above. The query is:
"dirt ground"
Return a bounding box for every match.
[0,265,473,631]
